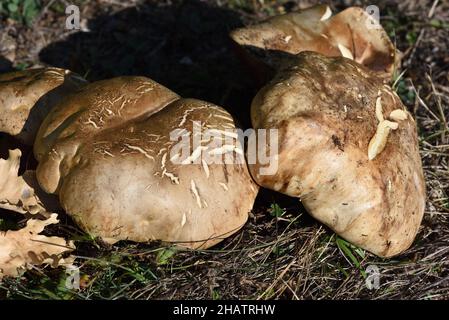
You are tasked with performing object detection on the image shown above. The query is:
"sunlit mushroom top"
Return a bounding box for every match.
[0,67,86,145]
[231,5,401,79]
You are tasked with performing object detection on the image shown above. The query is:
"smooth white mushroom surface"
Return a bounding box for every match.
[230,5,401,80]
[0,67,86,145]
[249,52,425,257]
[34,77,258,249]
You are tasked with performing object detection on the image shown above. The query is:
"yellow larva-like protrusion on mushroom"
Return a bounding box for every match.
[389,109,408,121]
[375,95,384,122]
[385,120,399,130]
[337,44,354,60]
[368,120,398,160]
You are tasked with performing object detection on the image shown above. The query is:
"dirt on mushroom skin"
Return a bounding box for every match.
[249,52,425,258]
[34,76,258,249]
[230,5,401,82]
[0,68,87,145]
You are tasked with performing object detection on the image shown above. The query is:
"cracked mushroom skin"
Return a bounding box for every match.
[0,67,86,145]
[230,5,401,81]
[34,77,258,249]
[250,52,425,257]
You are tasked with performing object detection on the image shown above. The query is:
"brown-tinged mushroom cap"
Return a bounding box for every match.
[34,77,258,249]
[249,52,425,257]
[0,67,86,145]
[230,5,401,80]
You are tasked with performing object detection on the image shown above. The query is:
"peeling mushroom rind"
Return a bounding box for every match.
[34,77,258,249]
[0,67,87,145]
[230,5,401,81]
[249,52,425,257]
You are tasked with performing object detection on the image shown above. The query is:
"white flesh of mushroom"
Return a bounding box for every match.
[337,44,354,60]
[320,6,332,21]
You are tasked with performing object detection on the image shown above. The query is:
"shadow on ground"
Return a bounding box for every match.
[0,56,13,73]
[39,0,256,128]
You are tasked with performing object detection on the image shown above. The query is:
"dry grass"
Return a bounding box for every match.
[0,0,448,299]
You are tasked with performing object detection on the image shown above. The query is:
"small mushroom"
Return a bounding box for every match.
[0,67,86,145]
[230,5,401,82]
[34,76,258,249]
[249,52,425,257]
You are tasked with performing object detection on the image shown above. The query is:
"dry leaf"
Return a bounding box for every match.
[0,149,47,215]
[1,149,75,279]
[0,213,75,279]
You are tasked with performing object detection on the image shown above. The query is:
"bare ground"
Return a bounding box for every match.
[0,0,448,299]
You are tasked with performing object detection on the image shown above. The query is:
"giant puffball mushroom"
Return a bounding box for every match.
[249,52,425,257]
[0,67,86,145]
[34,77,258,249]
[230,5,401,82]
